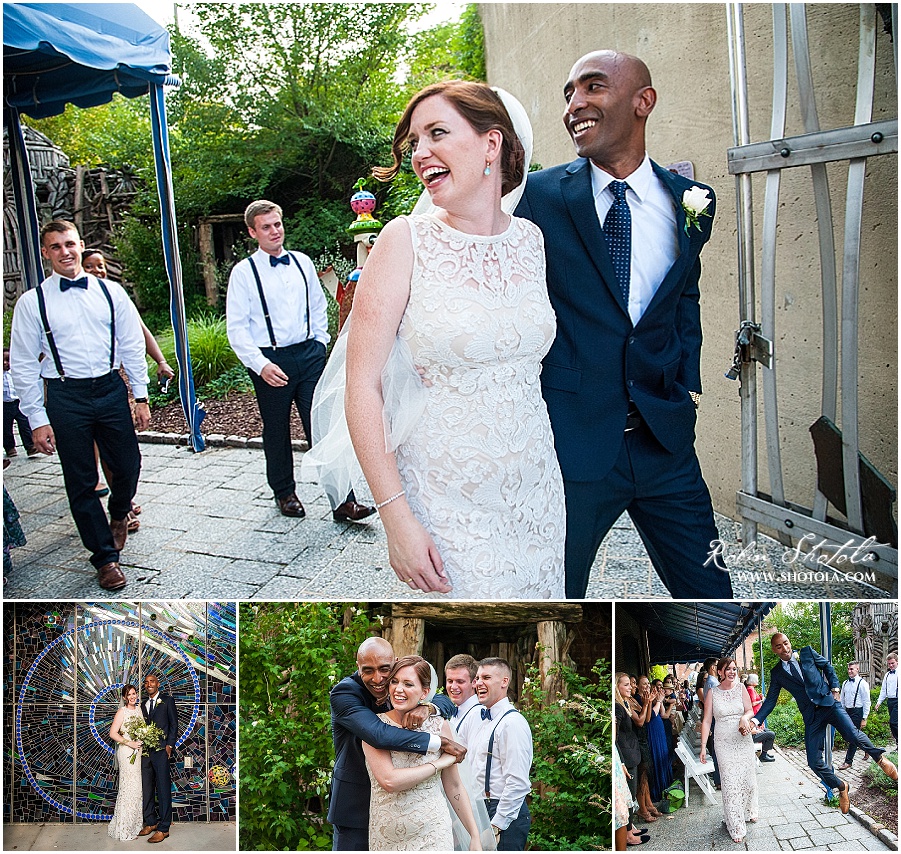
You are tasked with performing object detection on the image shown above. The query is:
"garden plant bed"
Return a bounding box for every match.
[852,777,898,836]
[149,392,308,442]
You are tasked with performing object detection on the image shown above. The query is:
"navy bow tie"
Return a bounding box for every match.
[60,277,88,291]
[451,705,459,717]
[270,254,290,267]
[481,707,492,721]
[890,670,896,675]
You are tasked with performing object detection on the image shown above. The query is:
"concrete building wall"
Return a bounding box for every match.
[481,3,897,523]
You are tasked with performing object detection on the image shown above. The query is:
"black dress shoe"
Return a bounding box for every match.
[276,493,305,518]
[332,500,376,523]
[759,753,775,762]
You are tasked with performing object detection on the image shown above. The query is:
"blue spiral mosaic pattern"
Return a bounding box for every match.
[5,602,236,824]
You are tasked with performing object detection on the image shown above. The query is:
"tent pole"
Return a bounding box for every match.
[5,106,45,290]
[820,603,834,784]
[149,83,205,451]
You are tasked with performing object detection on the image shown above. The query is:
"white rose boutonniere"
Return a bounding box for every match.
[681,186,712,234]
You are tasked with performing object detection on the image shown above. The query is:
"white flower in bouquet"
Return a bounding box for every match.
[122,717,166,764]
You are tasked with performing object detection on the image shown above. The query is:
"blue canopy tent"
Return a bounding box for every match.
[3,2,205,450]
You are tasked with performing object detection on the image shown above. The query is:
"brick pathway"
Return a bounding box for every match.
[638,748,892,851]
[3,439,897,600]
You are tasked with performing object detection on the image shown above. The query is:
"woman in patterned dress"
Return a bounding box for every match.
[107,684,144,840]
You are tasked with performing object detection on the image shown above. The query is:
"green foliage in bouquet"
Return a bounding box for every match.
[122,717,165,764]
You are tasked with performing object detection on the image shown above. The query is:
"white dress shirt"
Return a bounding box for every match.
[878,670,897,703]
[839,676,871,717]
[9,273,149,429]
[3,371,17,403]
[470,697,533,831]
[226,247,329,376]
[452,694,483,748]
[590,154,680,326]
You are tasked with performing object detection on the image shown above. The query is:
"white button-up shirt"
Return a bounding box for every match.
[9,273,149,429]
[878,670,897,702]
[839,676,871,717]
[452,694,483,749]
[470,697,533,831]
[590,154,680,327]
[226,248,329,376]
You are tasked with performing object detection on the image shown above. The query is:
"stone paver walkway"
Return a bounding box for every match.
[3,440,896,600]
[2,820,235,851]
[639,748,892,851]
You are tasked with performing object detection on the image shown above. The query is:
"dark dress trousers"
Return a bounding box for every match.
[755,646,884,791]
[141,692,178,833]
[516,160,732,600]
[327,672,455,850]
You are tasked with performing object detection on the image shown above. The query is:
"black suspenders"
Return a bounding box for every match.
[842,679,863,707]
[247,252,312,349]
[35,278,116,379]
[484,708,518,799]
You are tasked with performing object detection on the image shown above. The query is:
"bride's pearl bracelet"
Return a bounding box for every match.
[375,491,405,510]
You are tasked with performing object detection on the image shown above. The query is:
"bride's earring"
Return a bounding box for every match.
[484,160,491,176]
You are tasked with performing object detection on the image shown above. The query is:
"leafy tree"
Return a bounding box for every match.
[239,602,376,851]
[519,658,612,850]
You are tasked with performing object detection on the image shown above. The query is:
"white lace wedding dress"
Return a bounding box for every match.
[396,214,565,598]
[108,707,144,840]
[711,684,758,841]
[367,713,453,850]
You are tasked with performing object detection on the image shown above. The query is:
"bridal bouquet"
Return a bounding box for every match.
[122,717,166,764]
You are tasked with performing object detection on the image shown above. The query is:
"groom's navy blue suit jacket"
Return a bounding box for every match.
[755,646,840,725]
[516,158,715,482]
[142,692,178,751]
[326,671,455,830]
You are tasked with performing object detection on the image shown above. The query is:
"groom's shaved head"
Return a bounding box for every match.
[771,633,793,661]
[357,637,395,700]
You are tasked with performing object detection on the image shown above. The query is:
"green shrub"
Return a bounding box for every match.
[833,687,894,749]
[238,603,376,851]
[763,699,807,747]
[153,313,238,389]
[864,749,897,796]
[3,309,13,348]
[519,658,611,850]
[197,365,253,400]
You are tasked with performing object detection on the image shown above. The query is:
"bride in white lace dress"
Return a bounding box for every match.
[107,684,144,840]
[344,81,564,598]
[363,656,487,850]
[700,658,759,843]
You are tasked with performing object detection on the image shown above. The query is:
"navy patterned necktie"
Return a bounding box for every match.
[603,180,631,304]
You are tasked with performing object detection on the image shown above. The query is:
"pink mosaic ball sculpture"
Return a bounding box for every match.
[350,190,376,215]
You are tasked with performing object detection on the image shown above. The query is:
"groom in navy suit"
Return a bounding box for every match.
[327,637,462,849]
[753,633,897,813]
[517,50,732,599]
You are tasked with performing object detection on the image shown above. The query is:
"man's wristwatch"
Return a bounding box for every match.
[134,397,149,404]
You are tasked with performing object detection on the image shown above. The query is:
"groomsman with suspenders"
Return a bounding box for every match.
[472,658,533,851]
[445,654,482,747]
[837,661,870,769]
[875,652,898,743]
[9,220,149,590]
[226,200,373,522]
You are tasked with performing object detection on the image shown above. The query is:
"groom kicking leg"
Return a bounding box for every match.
[753,634,897,813]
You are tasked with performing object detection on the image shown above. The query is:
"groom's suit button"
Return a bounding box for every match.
[629,337,635,345]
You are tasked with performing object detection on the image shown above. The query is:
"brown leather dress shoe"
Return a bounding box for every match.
[276,493,305,517]
[109,516,129,552]
[332,500,376,523]
[877,754,898,781]
[147,830,169,843]
[838,780,850,813]
[138,825,158,837]
[97,561,127,591]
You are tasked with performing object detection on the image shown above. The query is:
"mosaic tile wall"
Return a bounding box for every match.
[4,602,236,824]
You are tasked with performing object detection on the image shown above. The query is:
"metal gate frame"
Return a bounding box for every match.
[726,3,898,577]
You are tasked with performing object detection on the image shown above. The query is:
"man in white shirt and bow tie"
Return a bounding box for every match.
[9,220,150,590]
[226,200,373,523]
[837,660,871,769]
[471,658,533,850]
[445,653,482,747]
[875,652,898,743]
